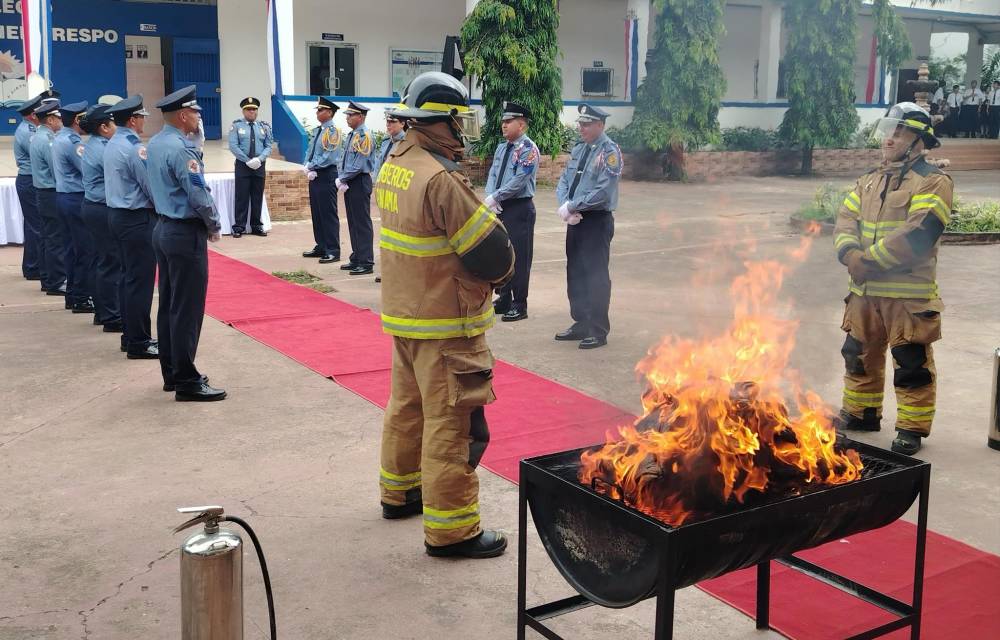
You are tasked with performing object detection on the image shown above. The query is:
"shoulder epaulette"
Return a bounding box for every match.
[910,157,944,177]
[429,151,461,172]
[126,134,141,145]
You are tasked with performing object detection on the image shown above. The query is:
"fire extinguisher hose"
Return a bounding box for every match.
[223,516,277,640]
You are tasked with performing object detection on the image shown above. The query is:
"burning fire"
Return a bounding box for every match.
[580,251,863,527]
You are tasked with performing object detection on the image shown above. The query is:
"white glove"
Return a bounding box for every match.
[557,202,571,222]
[302,165,312,175]
[335,178,344,189]
[338,183,349,193]
[307,171,318,181]
[485,194,502,213]
[246,157,262,170]
[567,213,583,225]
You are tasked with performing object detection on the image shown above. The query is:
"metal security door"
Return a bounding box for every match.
[333,46,356,96]
[171,37,222,139]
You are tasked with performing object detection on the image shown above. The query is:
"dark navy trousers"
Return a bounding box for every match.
[344,173,374,268]
[80,200,121,325]
[566,211,614,340]
[308,166,340,256]
[15,174,43,280]
[35,187,68,292]
[57,191,93,305]
[109,207,156,351]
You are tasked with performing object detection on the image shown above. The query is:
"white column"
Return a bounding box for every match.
[466,0,480,15]
[627,0,651,86]
[757,0,782,102]
[275,0,296,95]
[965,31,984,86]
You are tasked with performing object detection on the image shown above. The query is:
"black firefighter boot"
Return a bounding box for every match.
[382,488,423,520]
[834,407,882,433]
[891,430,923,456]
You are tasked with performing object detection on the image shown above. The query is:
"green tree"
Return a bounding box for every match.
[460,0,563,157]
[620,0,726,180]
[779,0,861,175]
[871,0,912,72]
[928,54,966,90]
[981,45,1000,87]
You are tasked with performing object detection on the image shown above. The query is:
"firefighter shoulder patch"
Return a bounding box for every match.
[76,144,85,157]
[514,142,539,168]
[188,158,206,187]
[601,144,623,177]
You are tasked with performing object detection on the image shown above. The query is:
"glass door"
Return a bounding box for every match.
[307,43,358,96]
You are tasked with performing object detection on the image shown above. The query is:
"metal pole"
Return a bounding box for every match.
[910,468,931,640]
[756,561,771,630]
[517,477,528,640]
[989,347,1000,451]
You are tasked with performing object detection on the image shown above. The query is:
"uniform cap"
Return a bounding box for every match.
[342,101,370,115]
[18,89,60,115]
[107,95,150,120]
[577,103,610,123]
[156,85,201,112]
[315,96,339,112]
[501,101,531,121]
[83,104,113,128]
[35,99,61,118]
[60,101,89,127]
[240,96,261,109]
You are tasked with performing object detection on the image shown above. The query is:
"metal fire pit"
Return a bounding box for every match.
[517,438,931,640]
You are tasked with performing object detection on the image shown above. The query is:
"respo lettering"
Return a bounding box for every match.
[51,27,119,44]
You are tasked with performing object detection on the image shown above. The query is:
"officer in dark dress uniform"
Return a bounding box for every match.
[13,90,55,283]
[105,95,158,359]
[554,104,622,350]
[301,97,343,263]
[148,85,226,402]
[53,101,95,314]
[337,101,376,275]
[30,99,69,297]
[228,96,272,237]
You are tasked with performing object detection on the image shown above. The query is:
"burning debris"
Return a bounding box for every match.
[580,260,864,526]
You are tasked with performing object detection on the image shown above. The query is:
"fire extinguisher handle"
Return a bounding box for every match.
[173,506,225,534]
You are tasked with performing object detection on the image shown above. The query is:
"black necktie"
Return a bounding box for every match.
[248,121,257,158]
[567,145,594,200]
[497,142,513,184]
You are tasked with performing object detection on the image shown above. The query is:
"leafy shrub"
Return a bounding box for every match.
[720,127,782,151]
[947,199,1000,232]
[796,183,850,222]
[558,121,580,153]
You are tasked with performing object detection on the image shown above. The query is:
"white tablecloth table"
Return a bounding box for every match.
[0,172,269,245]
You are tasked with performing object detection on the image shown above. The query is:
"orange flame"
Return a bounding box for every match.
[579,256,863,527]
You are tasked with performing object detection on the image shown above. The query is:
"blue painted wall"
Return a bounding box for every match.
[0,0,217,134]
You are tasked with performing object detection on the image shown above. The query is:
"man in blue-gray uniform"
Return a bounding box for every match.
[80,104,123,333]
[373,109,406,183]
[53,101,95,314]
[301,96,343,264]
[337,101,376,275]
[484,101,539,322]
[30,99,68,297]
[554,104,622,350]
[228,96,272,238]
[13,90,55,283]
[105,95,158,360]
[148,85,226,402]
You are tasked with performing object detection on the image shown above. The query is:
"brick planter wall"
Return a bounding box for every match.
[461,153,571,184]
[264,170,311,221]
[622,148,883,181]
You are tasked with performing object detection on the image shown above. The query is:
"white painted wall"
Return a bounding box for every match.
[218,0,272,125]
[720,4,762,101]
[558,0,629,101]
[886,0,1000,15]
[290,0,465,96]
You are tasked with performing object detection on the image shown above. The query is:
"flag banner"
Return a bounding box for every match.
[21,0,52,81]
[865,34,877,103]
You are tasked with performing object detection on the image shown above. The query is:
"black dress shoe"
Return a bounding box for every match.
[340,262,358,271]
[501,309,528,322]
[232,230,243,238]
[492,296,512,315]
[71,301,96,314]
[579,336,608,350]
[175,381,227,402]
[318,254,340,264]
[382,501,423,520]
[425,530,507,559]
[25,274,41,281]
[302,248,325,258]
[126,344,160,359]
[103,322,124,333]
[93,316,102,326]
[348,265,374,276]
[554,327,587,341]
[251,229,268,237]
[164,375,209,392]
[45,285,67,296]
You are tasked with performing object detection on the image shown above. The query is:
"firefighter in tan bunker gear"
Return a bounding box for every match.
[377,72,515,559]
[834,102,952,456]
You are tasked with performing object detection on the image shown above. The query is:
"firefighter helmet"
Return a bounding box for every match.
[393,71,480,141]
[872,102,940,150]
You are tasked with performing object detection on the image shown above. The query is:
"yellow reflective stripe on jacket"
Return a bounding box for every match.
[867,238,900,269]
[843,191,861,214]
[898,404,935,423]
[835,233,860,250]
[381,308,495,339]
[380,467,422,491]
[380,228,452,257]
[843,389,885,408]
[860,220,904,239]
[850,280,939,299]
[909,193,950,225]
[423,502,480,530]
[449,204,496,255]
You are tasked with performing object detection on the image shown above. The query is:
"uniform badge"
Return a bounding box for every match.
[138,146,148,161]
[76,145,85,157]
[239,128,246,135]
[188,158,200,174]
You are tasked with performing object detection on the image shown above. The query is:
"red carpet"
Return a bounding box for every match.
[204,250,1000,639]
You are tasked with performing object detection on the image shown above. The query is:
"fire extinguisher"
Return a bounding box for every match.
[174,506,277,640]
[990,347,1000,451]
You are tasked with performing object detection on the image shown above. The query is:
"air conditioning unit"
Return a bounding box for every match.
[581,67,613,97]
